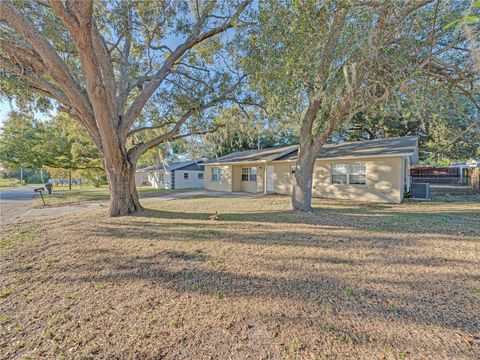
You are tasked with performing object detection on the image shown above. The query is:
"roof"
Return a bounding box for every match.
[278,136,419,162]
[204,145,298,164]
[137,160,203,172]
[450,158,480,168]
[205,136,419,164]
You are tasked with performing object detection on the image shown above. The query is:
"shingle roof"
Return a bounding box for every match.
[205,136,418,164]
[204,145,298,164]
[278,136,418,161]
[137,160,202,172]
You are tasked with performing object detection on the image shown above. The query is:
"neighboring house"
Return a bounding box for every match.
[450,158,480,169]
[135,160,204,190]
[449,158,480,184]
[204,136,419,204]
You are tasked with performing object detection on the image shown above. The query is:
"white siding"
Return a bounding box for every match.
[174,170,204,189]
[149,170,172,189]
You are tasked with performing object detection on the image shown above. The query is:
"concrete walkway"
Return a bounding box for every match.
[5,190,258,224]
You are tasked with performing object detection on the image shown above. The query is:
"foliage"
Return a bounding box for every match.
[240,0,477,210]
[0,0,254,215]
[0,111,44,169]
[181,106,298,159]
[339,84,480,163]
[0,111,103,183]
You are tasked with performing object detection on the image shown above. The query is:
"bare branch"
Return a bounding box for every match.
[121,0,252,136]
[127,121,177,137]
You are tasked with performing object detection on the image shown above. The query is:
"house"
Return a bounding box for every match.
[450,158,480,169]
[204,136,419,204]
[449,158,480,185]
[135,160,204,190]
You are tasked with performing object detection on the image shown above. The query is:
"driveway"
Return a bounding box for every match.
[3,189,258,224]
[0,185,39,225]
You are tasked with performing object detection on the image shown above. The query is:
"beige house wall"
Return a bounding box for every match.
[400,157,406,200]
[310,157,403,203]
[273,156,404,203]
[233,164,265,193]
[232,166,242,192]
[204,165,232,192]
[272,162,294,195]
[205,163,265,193]
[206,156,405,203]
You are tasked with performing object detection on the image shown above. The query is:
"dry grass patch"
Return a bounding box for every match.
[1,195,479,359]
[31,185,192,208]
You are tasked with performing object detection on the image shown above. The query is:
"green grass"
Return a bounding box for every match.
[0,288,13,298]
[32,184,190,207]
[0,178,21,189]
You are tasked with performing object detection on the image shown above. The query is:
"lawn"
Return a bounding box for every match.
[31,184,191,208]
[1,194,479,359]
[0,178,21,189]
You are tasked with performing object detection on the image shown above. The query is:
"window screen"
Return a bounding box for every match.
[211,167,222,182]
[242,167,257,181]
[331,163,366,185]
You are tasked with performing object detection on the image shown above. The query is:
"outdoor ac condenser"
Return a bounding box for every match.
[411,183,430,200]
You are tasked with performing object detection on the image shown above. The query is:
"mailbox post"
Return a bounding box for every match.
[34,187,46,205]
[45,183,53,194]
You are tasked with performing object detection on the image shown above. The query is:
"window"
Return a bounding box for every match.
[242,167,257,181]
[290,165,296,175]
[331,163,366,185]
[211,167,223,182]
[348,163,366,185]
[184,172,189,180]
[198,173,204,180]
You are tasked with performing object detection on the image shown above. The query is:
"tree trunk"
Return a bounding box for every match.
[68,169,72,190]
[292,141,317,212]
[105,157,142,217]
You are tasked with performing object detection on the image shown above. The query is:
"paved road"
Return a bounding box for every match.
[0,185,39,226]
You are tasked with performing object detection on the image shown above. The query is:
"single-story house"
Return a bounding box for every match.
[204,136,419,204]
[450,158,480,169]
[135,160,204,190]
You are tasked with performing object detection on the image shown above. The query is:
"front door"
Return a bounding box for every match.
[266,166,274,193]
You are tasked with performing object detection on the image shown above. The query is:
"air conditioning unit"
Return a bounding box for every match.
[411,183,430,200]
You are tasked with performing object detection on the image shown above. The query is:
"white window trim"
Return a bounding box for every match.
[331,163,367,186]
[211,167,223,182]
[242,167,257,181]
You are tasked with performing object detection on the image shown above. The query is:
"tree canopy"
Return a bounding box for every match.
[0,0,253,215]
[239,0,478,211]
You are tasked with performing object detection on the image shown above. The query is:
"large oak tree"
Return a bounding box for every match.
[0,0,251,216]
[243,0,477,211]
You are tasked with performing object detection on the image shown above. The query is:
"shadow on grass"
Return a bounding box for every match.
[129,204,480,237]
[55,248,479,336]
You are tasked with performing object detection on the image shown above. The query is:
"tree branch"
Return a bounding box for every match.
[0,0,97,138]
[120,0,252,137]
